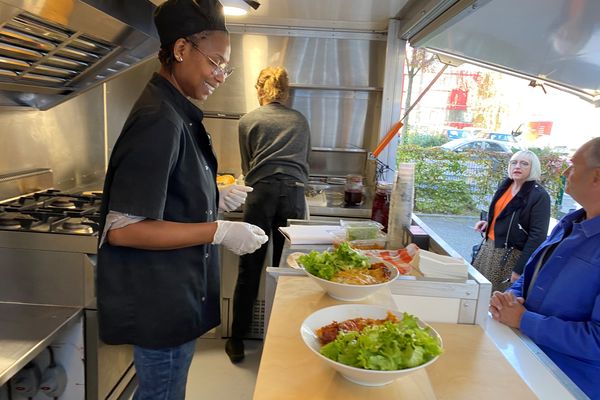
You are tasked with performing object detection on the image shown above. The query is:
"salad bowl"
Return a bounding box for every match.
[300,304,443,386]
[304,261,398,301]
[299,243,399,301]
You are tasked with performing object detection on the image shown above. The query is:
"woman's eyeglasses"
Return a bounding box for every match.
[185,38,233,78]
[509,160,530,167]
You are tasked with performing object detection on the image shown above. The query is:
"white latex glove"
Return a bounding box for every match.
[212,220,268,255]
[218,185,253,212]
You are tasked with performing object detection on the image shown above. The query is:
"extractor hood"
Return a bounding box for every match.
[0,0,159,110]
[398,0,600,105]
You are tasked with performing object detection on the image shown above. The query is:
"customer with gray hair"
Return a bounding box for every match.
[473,150,551,292]
[490,137,600,399]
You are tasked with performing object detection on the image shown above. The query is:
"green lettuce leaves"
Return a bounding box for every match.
[298,242,369,280]
[319,313,443,370]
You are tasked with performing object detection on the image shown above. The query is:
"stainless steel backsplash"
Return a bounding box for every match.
[0,31,387,189]
[201,33,386,177]
[0,86,105,191]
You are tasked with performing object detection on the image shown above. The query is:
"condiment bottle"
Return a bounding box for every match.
[371,182,392,232]
[344,174,363,207]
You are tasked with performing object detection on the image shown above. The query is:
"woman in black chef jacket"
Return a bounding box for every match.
[96,1,267,399]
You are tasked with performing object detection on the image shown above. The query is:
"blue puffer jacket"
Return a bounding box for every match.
[510,208,600,399]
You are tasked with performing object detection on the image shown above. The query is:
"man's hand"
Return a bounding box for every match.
[489,291,526,329]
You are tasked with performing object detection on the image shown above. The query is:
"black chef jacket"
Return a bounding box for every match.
[97,73,220,348]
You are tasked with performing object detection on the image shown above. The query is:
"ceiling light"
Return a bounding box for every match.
[224,6,248,16]
[221,0,260,16]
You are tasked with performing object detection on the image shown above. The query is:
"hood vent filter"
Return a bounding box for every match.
[0,13,114,91]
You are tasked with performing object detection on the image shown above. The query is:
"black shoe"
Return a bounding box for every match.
[225,338,245,363]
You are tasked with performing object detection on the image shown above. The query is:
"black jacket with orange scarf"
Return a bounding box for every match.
[485,178,551,274]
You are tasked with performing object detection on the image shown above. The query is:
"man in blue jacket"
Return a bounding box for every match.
[489,137,600,399]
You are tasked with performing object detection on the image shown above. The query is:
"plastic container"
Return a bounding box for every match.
[334,221,387,249]
[340,220,383,241]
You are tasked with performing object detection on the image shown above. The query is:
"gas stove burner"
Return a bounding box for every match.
[48,197,77,209]
[0,212,38,230]
[0,215,20,229]
[56,218,94,235]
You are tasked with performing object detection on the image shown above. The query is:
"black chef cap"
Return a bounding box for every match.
[154,0,228,46]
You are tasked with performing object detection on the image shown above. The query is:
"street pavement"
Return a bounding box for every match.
[416,213,483,262]
[415,191,580,263]
[417,192,579,263]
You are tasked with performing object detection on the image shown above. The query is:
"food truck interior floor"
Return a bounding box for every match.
[188,339,263,398]
[124,339,263,399]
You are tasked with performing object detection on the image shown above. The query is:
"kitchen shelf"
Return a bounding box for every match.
[290,83,383,92]
[0,303,81,386]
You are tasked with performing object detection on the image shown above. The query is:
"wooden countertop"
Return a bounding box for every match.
[253,276,536,400]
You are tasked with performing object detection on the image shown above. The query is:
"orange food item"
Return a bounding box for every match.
[216,174,235,186]
[316,311,399,345]
[330,262,392,285]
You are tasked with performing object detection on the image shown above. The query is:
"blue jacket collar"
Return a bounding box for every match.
[563,208,600,238]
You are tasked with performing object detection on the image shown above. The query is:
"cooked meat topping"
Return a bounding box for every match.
[316,311,399,345]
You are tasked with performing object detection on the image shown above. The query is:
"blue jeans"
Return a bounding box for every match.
[133,339,196,400]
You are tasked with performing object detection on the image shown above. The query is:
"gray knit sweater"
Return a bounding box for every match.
[238,102,311,186]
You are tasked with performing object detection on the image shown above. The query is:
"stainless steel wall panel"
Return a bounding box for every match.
[0,167,52,199]
[309,148,367,177]
[0,84,104,190]
[200,34,386,113]
[197,32,386,173]
[204,117,243,176]
[291,89,381,148]
[0,249,94,306]
[105,58,158,157]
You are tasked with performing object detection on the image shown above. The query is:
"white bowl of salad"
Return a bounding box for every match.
[298,242,399,301]
[300,304,443,386]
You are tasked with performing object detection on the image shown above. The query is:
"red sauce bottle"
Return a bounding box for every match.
[371,182,392,232]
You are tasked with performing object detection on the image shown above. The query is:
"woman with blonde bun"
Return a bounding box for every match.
[226,66,311,362]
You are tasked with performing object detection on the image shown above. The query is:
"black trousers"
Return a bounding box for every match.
[231,176,306,338]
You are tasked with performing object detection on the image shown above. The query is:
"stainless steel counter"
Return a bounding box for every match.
[223,204,372,220]
[0,303,81,386]
[307,205,371,218]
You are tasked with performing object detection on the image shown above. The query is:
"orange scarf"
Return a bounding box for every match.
[488,186,514,241]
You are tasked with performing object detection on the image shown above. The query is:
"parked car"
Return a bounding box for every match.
[475,131,519,143]
[441,126,485,140]
[443,128,467,140]
[440,138,521,153]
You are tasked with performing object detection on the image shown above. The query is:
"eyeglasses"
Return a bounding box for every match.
[185,38,233,78]
[509,160,530,167]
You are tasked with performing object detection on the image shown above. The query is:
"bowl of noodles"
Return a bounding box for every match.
[300,304,443,386]
[298,243,399,301]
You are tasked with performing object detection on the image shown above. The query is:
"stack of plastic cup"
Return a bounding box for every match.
[387,163,415,249]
